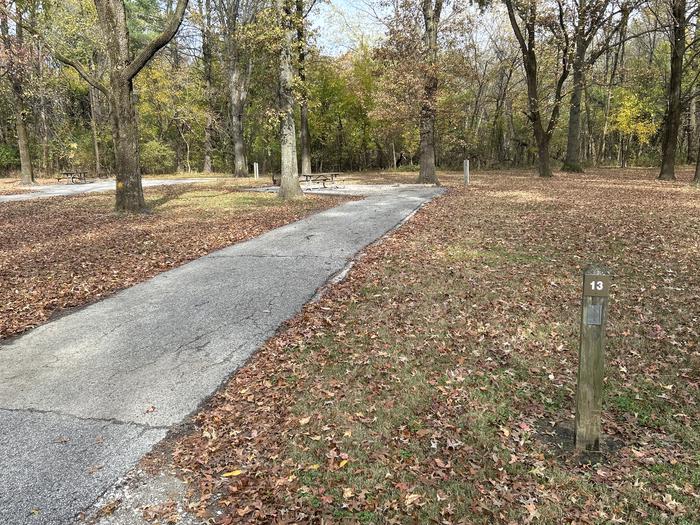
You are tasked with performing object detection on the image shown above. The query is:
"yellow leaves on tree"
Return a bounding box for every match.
[611,89,658,145]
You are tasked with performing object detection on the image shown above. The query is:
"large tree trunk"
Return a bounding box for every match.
[15,102,35,185]
[89,0,189,211]
[418,93,438,184]
[110,79,145,210]
[524,53,553,178]
[277,0,303,199]
[417,0,442,185]
[229,56,249,177]
[563,47,586,172]
[659,0,686,181]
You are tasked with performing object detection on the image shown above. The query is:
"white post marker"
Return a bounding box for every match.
[463,159,470,185]
[253,162,259,179]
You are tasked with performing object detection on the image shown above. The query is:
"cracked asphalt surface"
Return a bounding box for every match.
[0,185,443,525]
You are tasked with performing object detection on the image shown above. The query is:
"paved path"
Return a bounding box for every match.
[0,186,443,525]
[0,178,215,203]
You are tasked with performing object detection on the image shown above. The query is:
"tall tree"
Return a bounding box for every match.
[17,0,191,210]
[215,0,258,177]
[417,0,443,185]
[562,0,617,172]
[277,0,303,198]
[0,0,35,185]
[659,0,686,181]
[505,0,571,178]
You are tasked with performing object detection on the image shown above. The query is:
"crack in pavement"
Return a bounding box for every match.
[0,407,169,431]
[0,185,444,525]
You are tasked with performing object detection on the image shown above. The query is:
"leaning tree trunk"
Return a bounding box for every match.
[277,0,303,199]
[659,0,686,181]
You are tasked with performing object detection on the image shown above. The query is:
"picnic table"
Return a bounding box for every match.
[57,170,88,184]
[272,172,341,188]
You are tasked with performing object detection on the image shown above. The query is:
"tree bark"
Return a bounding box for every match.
[297,0,312,176]
[563,48,585,172]
[505,0,569,178]
[229,56,249,177]
[109,78,145,210]
[202,0,213,174]
[277,0,303,199]
[2,6,35,185]
[89,86,101,175]
[417,0,443,185]
[57,0,191,211]
[659,0,686,181]
[15,102,34,185]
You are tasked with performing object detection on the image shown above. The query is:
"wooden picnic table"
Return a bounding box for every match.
[272,172,341,188]
[57,170,88,184]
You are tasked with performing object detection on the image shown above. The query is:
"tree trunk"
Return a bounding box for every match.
[277,0,303,199]
[89,86,102,175]
[525,54,553,178]
[300,100,312,176]
[202,0,213,172]
[659,0,686,181]
[533,121,552,178]
[15,103,35,185]
[418,99,438,183]
[297,0,312,176]
[229,56,249,177]
[417,0,443,185]
[505,0,565,178]
[563,51,585,172]
[110,78,145,211]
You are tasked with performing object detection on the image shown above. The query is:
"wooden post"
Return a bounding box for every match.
[463,159,470,185]
[575,264,611,452]
[253,162,259,179]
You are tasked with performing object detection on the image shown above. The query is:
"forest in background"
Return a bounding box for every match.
[1,0,700,193]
